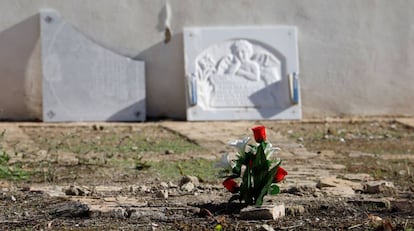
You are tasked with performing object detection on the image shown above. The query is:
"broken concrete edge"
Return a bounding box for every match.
[240,204,285,220]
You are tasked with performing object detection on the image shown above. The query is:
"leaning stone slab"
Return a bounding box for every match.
[40,9,145,122]
[240,204,285,220]
[183,27,300,120]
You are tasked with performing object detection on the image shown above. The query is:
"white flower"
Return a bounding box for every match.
[265,142,281,159]
[214,153,235,170]
[228,137,250,155]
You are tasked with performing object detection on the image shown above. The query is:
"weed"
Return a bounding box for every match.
[147,159,218,182]
[0,151,29,180]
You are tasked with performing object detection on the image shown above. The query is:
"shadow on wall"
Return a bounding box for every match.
[107,99,145,122]
[0,14,42,121]
[134,33,187,120]
[249,50,290,118]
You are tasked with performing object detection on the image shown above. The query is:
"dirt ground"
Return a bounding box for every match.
[0,118,413,230]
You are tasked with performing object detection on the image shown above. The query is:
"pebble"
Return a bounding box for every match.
[164,149,174,154]
[179,175,199,187]
[180,182,195,192]
[286,205,306,216]
[110,207,128,218]
[363,181,396,196]
[168,181,178,188]
[160,182,169,189]
[156,190,168,199]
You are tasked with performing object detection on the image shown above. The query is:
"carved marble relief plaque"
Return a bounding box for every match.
[184,27,301,121]
[40,9,145,122]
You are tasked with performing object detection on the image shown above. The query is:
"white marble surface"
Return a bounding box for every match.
[184,26,300,121]
[40,9,145,122]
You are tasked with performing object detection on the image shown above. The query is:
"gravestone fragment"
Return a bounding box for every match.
[184,26,300,120]
[40,9,145,122]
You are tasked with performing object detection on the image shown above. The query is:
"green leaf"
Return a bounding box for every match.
[240,165,253,205]
[270,159,282,166]
[268,184,280,195]
[255,165,278,206]
[253,142,268,171]
[232,163,241,176]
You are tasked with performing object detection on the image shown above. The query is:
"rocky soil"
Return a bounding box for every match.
[0,118,413,230]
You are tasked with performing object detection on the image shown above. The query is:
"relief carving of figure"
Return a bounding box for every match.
[217,40,260,81]
[194,39,282,108]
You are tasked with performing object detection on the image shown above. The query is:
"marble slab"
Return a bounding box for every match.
[183,26,300,120]
[40,9,145,122]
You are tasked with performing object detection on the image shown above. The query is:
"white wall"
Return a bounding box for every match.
[0,0,413,120]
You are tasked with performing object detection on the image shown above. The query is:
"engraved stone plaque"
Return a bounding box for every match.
[184,27,300,120]
[40,9,145,122]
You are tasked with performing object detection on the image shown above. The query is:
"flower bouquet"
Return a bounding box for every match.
[216,126,287,206]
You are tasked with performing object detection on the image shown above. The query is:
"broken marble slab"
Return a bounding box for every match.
[40,9,145,122]
[183,26,300,121]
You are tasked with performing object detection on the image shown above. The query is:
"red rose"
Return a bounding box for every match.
[252,126,266,143]
[223,178,239,193]
[273,167,288,183]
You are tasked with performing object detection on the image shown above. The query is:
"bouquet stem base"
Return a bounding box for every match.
[240,204,285,220]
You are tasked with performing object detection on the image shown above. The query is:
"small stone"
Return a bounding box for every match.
[131,146,138,151]
[286,205,306,216]
[156,190,168,199]
[11,195,16,202]
[339,138,345,143]
[240,204,285,220]
[398,170,407,176]
[168,181,178,188]
[160,182,169,189]
[297,137,304,142]
[179,175,199,187]
[64,185,89,196]
[180,182,194,192]
[110,207,128,218]
[347,199,391,210]
[164,149,174,154]
[363,181,396,196]
[139,185,150,193]
[48,201,89,217]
